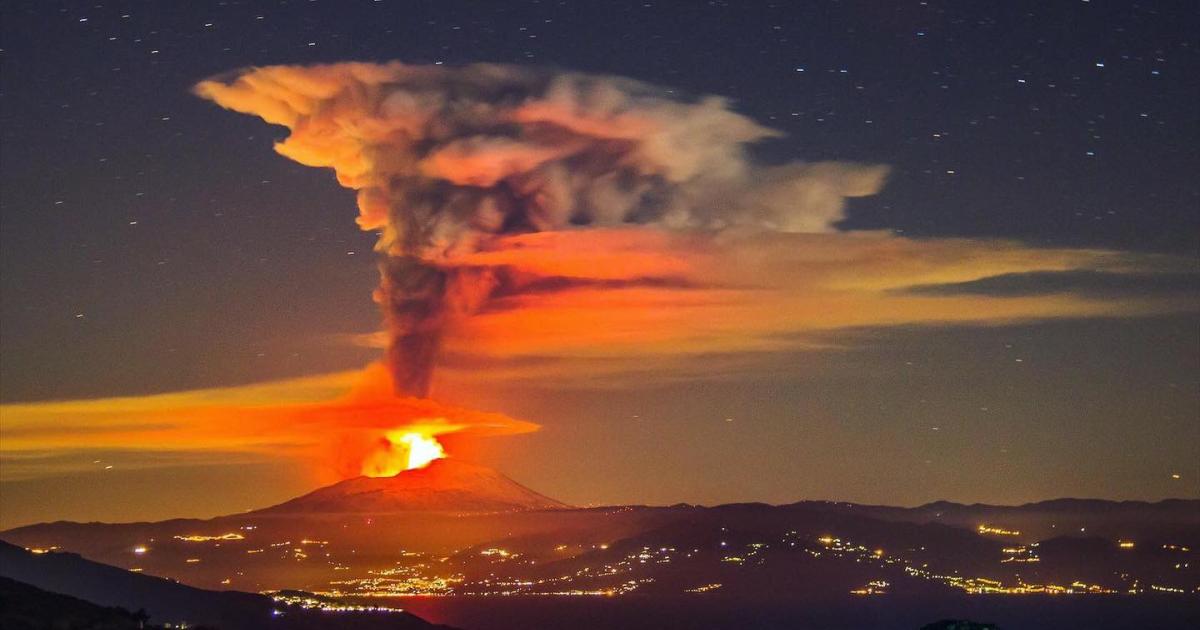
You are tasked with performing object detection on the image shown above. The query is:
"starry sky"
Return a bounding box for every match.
[1,0,1197,528]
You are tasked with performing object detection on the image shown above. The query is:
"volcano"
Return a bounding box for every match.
[256,459,569,514]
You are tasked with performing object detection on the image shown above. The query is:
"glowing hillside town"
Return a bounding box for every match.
[21,522,1194,615]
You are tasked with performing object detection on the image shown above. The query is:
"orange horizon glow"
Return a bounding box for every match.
[0,363,536,485]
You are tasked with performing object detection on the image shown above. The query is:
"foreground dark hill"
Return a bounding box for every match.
[0,541,451,629]
[259,458,568,514]
[0,576,159,630]
[0,540,267,628]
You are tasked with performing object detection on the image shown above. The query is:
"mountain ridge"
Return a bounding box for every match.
[5,497,1195,533]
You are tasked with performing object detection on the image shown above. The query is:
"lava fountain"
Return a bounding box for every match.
[360,427,449,477]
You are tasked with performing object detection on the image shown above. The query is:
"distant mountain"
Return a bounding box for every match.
[0,541,451,629]
[802,498,1200,545]
[257,458,569,514]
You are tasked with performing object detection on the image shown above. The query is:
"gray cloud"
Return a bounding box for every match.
[195,62,888,396]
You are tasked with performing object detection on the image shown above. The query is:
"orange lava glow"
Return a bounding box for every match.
[362,430,447,477]
[0,363,538,486]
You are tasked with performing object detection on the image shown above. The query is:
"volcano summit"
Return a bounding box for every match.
[257,459,569,514]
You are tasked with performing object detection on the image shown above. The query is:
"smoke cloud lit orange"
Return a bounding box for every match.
[194,62,888,397]
[0,364,536,484]
[193,61,1191,398]
[341,228,1187,380]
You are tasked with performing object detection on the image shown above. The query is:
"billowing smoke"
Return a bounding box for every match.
[195,62,887,397]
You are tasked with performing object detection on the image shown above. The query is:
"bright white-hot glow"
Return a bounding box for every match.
[361,430,447,477]
[396,432,445,469]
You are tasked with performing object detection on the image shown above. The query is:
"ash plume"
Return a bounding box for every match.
[195,62,888,397]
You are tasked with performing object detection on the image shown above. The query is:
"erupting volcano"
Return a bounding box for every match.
[185,60,898,491]
[190,61,888,485]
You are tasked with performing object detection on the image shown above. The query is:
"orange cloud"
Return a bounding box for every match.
[0,364,537,483]
[408,228,1186,367]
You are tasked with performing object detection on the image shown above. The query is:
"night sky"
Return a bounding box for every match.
[1,0,1197,528]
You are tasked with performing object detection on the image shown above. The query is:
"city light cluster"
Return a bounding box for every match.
[174,533,245,542]
[270,591,405,613]
[977,525,1021,536]
[850,580,890,595]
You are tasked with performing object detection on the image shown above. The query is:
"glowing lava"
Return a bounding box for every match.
[396,432,446,469]
[362,430,447,477]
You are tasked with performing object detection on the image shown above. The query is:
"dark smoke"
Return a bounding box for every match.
[195,62,888,396]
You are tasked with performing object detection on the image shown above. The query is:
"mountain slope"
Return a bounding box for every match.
[0,540,269,628]
[258,458,569,514]
[0,576,158,630]
[0,541,451,629]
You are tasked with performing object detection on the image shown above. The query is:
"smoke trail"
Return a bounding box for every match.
[195,62,887,397]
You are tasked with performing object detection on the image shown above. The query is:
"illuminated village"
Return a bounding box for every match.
[15,444,1196,618]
